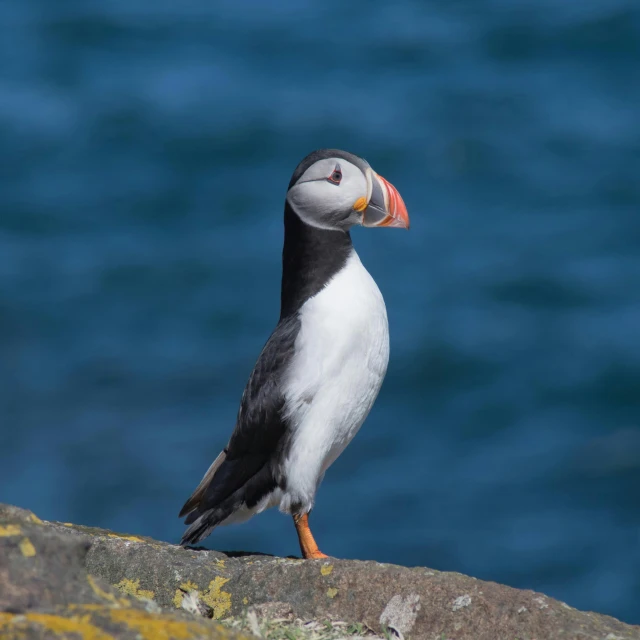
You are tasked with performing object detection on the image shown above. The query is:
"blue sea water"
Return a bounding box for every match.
[1,0,639,625]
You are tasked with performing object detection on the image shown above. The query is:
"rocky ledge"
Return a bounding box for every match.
[0,503,637,640]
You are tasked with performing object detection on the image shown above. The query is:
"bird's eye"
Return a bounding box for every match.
[327,166,342,185]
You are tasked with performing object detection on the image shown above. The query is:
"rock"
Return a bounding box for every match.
[0,606,246,640]
[0,504,247,639]
[1,503,639,640]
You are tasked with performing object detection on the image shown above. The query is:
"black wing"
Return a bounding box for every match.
[179,314,299,544]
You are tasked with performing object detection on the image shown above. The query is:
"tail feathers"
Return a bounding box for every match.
[179,457,278,547]
[180,507,231,545]
[180,481,251,545]
[184,509,200,526]
[179,449,227,519]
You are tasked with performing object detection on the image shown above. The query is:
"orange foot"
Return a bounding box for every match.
[293,513,330,559]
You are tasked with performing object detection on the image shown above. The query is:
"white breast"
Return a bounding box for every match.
[279,249,390,515]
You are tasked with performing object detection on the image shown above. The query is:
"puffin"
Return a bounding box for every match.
[179,149,409,559]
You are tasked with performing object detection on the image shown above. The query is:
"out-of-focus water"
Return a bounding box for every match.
[1,0,639,624]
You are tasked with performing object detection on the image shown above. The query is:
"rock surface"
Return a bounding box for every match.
[0,504,246,639]
[1,502,638,640]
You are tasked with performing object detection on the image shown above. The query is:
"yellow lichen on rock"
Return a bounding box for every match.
[326,588,338,599]
[320,564,333,576]
[19,537,36,557]
[0,611,114,640]
[115,578,155,601]
[66,604,114,612]
[87,575,129,607]
[0,524,22,537]
[200,577,232,619]
[0,606,246,640]
[107,532,145,543]
[27,513,43,524]
[173,580,200,608]
[110,608,209,640]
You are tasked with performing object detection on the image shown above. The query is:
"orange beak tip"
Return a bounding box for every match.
[377,174,410,230]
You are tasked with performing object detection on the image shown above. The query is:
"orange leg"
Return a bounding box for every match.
[293,513,328,559]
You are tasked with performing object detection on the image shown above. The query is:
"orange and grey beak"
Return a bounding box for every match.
[361,171,410,229]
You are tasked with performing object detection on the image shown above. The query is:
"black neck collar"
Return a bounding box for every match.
[280,201,353,319]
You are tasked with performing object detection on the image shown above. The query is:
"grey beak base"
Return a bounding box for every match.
[361,176,387,227]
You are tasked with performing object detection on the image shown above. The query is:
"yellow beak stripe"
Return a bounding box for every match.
[353,197,367,212]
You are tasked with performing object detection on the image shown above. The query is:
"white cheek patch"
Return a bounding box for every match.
[287,182,342,230]
[287,159,368,231]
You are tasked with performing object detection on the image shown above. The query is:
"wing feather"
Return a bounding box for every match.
[179,315,299,542]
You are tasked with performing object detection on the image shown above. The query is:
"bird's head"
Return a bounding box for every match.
[286,149,409,232]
